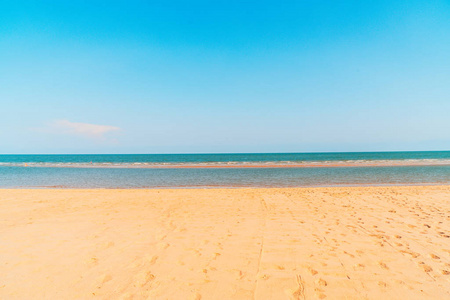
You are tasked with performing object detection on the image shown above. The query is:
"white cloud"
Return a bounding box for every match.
[50,120,121,140]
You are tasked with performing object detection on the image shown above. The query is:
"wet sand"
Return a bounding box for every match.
[0,186,449,299]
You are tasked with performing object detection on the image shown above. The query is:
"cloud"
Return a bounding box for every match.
[50,120,121,140]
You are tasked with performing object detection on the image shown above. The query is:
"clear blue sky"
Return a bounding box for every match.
[1,0,449,154]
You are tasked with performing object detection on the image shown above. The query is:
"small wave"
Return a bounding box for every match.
[1,159,450,169]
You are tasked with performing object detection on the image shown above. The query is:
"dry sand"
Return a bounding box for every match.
[0,186,449,299]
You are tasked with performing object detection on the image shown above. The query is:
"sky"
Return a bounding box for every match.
[1,0,449,154]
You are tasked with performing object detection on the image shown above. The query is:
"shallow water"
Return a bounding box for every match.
[1,152,449,188]
[1,165,450,188]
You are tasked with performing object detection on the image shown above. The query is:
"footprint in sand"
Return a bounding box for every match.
[378,262,389,270]
[155,233,167,240]
[286,275,305,300]
[98,274,112,284]
[421,264,433,273]
[235,270,244,279]
[316,278,328,287]
[430,254,440,260]
[343,251,355,258]
[86,257,99,266]
[400,250,420,258]
[146,255,159,265]
[309,268,318,275]
[135,271,155,287]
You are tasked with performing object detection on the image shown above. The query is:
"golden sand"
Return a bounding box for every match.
[0,186,449,299]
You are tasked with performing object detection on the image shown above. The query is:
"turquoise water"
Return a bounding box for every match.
[1,151,450,167]
[1,152,449,188]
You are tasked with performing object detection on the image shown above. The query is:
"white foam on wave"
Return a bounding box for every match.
[1,158,450,169]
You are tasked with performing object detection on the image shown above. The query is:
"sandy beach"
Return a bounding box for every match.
[1,186,449,299]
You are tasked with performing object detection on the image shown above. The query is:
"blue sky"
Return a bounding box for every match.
[1,0,449,154]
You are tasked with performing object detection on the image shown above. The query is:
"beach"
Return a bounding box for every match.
[1,186,449,299]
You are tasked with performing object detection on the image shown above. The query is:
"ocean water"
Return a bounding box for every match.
[1,152,450,188]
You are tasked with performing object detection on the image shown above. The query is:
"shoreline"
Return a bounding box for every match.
[1,183,449,189]
[1,186,449,299]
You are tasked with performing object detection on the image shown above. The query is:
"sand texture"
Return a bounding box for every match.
[0,186,449,299]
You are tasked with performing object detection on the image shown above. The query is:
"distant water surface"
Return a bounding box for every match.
[1,152,449,188]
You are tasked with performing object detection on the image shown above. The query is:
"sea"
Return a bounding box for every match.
[1,151,450,188]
